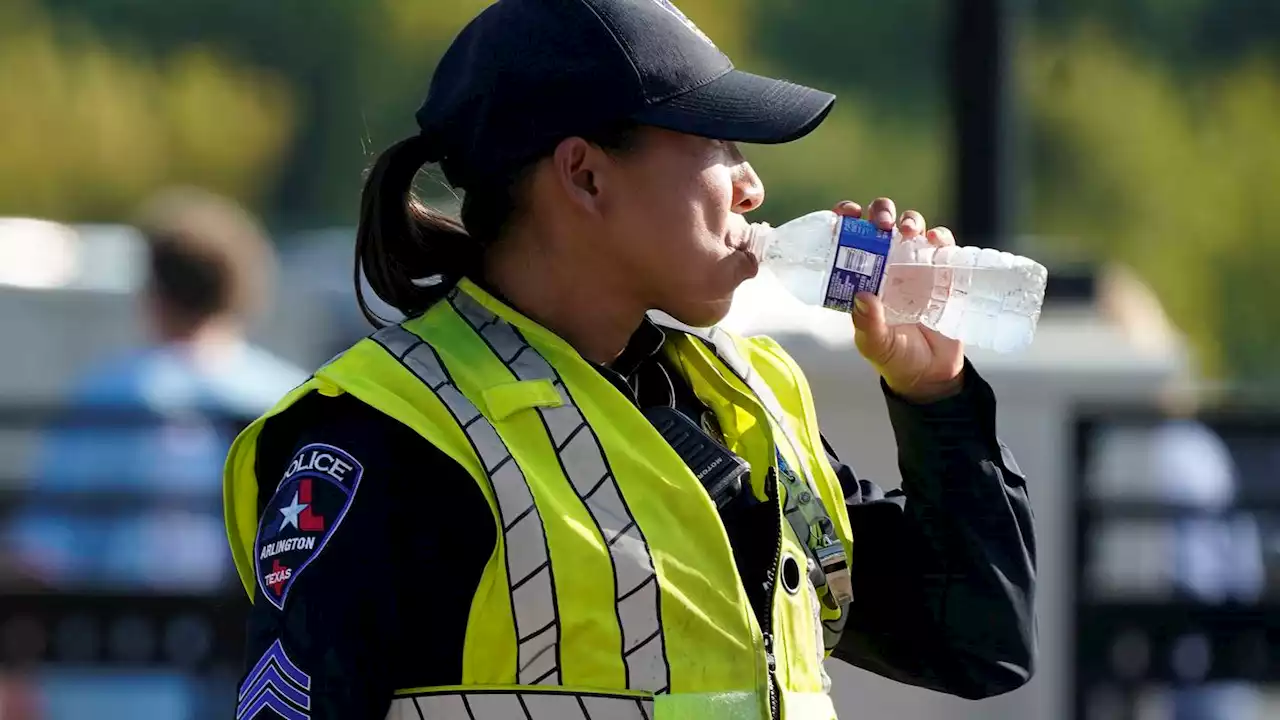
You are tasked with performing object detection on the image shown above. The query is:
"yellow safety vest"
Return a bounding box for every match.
[224,279,855,720]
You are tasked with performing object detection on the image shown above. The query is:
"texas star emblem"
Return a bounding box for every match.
[253,443,363,609]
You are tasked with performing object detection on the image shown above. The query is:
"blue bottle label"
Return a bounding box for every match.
[822,217,893,312]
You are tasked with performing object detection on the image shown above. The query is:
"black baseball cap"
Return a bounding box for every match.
[416,0,836,189]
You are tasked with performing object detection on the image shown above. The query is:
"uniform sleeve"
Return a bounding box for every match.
[828,360,1037,700]
[236,394,493,720]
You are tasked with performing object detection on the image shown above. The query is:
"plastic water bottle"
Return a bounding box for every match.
[746,210,1048,353]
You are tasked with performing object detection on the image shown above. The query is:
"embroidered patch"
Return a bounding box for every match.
[254,443,363,610]
[237,639,311,720]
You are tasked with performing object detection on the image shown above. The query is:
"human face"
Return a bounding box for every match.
[597,127,765,327]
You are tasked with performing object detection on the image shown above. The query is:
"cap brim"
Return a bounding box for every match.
[631,69,835,145]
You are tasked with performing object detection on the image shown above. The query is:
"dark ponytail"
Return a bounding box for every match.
[354,137,479,327]
[355,122,643,327]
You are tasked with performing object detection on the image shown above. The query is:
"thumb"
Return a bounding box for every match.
[851,292,892,362]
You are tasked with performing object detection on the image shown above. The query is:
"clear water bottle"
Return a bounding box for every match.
[746,210,1049,353]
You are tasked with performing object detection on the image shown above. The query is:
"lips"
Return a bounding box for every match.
[727,227,753,254]
[732,232,761,278]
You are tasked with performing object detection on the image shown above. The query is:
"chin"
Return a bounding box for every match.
[665,296,734,329]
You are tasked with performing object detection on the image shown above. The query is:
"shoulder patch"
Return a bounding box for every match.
[254,443,364,610]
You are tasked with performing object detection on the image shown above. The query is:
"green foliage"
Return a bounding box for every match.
[1023,25,1280,379]
[748,0,949,114]
[0,0,294,221]
[3,0,1280,379]
[1036,0,1280,75]
[12,0,951,228]
[687,0,954,224]
[744,104,949,227]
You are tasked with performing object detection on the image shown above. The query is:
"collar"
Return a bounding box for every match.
[608,317,667,378]
[464,276,667,379]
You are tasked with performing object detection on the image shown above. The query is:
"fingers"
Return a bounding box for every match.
[836,197,949,247]
[898,210,927,239]
[925,226,956,247]
[867,197,896,230]
[833,200,862,218]
[851,291,892,364]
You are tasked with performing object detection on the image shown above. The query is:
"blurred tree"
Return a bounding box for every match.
[8,0,1280,381]
[0,0,294,221]
[744,105,949,227]
[1036,0,1280,76]
[1023,24,1280,380]
[1202,62,1280,381]
[36,0,381,224]
[660,0,952,225]
[749,0,949,114]
[26,0,951,228]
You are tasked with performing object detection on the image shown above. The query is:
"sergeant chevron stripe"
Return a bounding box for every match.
[448,290,671,693]
[237,639,310,720]
[373,326,562,686]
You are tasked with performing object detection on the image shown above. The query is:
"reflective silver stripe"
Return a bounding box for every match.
[373,326,561,686]
[387,691,653,720]
[449,290,671,693]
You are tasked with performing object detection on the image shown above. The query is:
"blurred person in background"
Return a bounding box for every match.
[3,187,305,720]
[1159,418,1264,720]
[9,186,306,589]
[1093,265,1264,720]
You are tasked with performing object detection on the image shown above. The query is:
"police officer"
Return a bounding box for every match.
[224,1,1037,718]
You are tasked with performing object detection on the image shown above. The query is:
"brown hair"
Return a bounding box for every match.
[354,123,643,327]
[134,187,272,327]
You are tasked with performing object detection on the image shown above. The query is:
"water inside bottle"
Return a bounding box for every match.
[881,262,1044,353]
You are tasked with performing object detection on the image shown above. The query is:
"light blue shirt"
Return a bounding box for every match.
[9,340,306,591]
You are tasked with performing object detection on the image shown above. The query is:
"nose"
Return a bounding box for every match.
[731,159,765,214]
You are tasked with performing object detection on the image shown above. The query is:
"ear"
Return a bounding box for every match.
[550,136,610,215]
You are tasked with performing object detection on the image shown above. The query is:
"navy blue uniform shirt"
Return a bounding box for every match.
[236,322,1036,719]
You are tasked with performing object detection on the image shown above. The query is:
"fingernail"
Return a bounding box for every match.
[875,211,894,228]
[900,217,918,233]
[854,297,869,314]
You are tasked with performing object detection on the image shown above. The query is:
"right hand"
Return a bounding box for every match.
[832,198,966,403]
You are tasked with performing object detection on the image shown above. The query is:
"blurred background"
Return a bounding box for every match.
[0,0,1278,718]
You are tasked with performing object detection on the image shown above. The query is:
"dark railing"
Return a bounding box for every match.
[0,592,246,670]
[1071,406,1280,720]
[8,400,1279,720]
[0,404,252,719]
